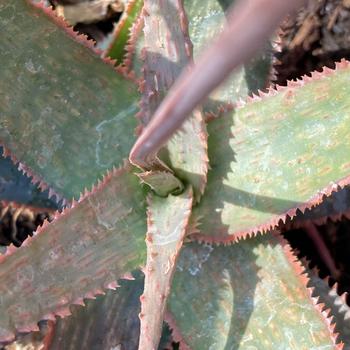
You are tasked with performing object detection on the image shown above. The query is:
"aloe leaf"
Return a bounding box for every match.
[104,0,144,65]
[0,148,58,210]
[137,171,184,197]
[306,266,350,348]
[191,61,350,243]
[139,0,208,201]
[121,0,272,115]
[0,163,146,342]
[167,233,341,349]
[122,9,144,78]
[0,1,139,201]
[139,187,193,350]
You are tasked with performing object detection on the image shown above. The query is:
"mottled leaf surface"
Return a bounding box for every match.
[139,188,193,350]
[141,0,208,201]
[0,165,146,341]
[192,62,350,242]
[168,234,338,349]
[0,1,139,201]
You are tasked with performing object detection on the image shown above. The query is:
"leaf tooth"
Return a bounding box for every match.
[93,288,105,296]
[191,174,350,245]
[0,143,66,205]
[55,307,72,319]
[237,59,350,110]
[16,322,40,334]
[28,0,96,51]
[84,291,97,300]
[164,312,191,350]
[122,272,135,281]
[72,297,85,307]
[104,281,119,290]
[0,160,144,341]
[105,0,144,69]
[280,236,345,349]
[102,56,117,67]
[30,0,138,84]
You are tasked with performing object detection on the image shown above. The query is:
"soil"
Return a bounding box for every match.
[275,0,350,84]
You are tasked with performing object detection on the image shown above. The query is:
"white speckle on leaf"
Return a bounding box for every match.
[25,59,42,74]
[88,196,132,230]
[95,104,138,167]
[110,345,121,350]
[177,244,213,276]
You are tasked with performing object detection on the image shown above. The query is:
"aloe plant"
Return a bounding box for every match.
[1,0,350,349]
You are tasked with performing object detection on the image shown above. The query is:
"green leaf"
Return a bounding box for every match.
[0,164,146,342]
[192,62,350,242]
[168,233,340,349]
[0,1,139,201]
[139,187,193,350]
[137,171,184,197]
[105,0,144,65]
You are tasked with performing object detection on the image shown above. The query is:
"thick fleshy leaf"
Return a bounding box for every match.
[0,1,139,201]
[0,164,146,342]
[105,0,144,65]
[0,148,58,209]
[122,0,272,114]
[168,233,340,349]
[192,61,350,243]
[137,171,184,197]
[139,188,193,350]
[139,0,208,201]
[306,267,350,348]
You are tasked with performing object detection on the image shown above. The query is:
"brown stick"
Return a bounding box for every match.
[129,0,306,168]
